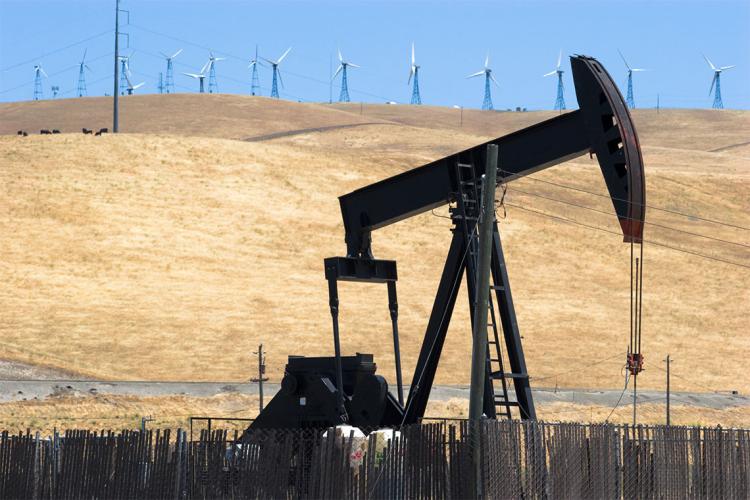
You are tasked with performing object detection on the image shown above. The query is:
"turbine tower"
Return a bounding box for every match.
[703,54,735,109]
[408,43,421,105]
[543,50,565,111]
[205,52,225,94]
[618,50,646,108]
[248,45,261,96]
[160,48,182,94]
[183,66,207,93]
[467,53,498,111]
[262,47,291,99]
[77,49,92,97]
[333,49,359,102]
[33,64,47,100]
[118,54,132,95]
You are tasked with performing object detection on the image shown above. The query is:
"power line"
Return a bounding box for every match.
[0,51,115,96]
[500,168,750,232]
[128,23,398,103]
[0,29,113,73]
[508,186,750,250]
[506,202,750,270]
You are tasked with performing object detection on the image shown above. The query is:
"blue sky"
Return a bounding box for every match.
[1,0,749,109]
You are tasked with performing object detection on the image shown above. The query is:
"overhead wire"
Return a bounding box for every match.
[0,51,115,96]
[498,168,750,232]
[128,23,399,103]
[508,186,750,250]
[505,202,750,270]
[0,29,114,73]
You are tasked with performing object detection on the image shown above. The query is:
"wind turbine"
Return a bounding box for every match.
[205,52,225,93]
[703,54,735,109]
[183,67,207,93]
[118,53,133,95]
[543,50,565,111]
[618,50,646,108]
[466,53,498,111]
[262,47,291,99]
[160,48,182,94]
[124,71,145,95]
[333,49,359,103]
[77,49,92,97]
[408,43,421,105]
[33,64,48,100]
[248,45,261,96]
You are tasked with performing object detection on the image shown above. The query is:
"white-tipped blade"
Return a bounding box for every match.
[618,49,631,70]
[490,73,500,87]
[200,60,211,74]
[40,67,48,78]
[338,48,343,62]
[720,65,735,71]
[631,68,647,72]
[411,43,415,65]
[132,82,145,90]
[556,49,562,69]
[543,70,556,77]
[183,72,201,79]
[171,49,183,59]
[348,62,360,68]
[484,53,489,69]
[466,70,485,79]
[277,47,292,64]
[703,54,717,71]
[248,60,255,69]
[333,64,342,79]
[214,57,226,62]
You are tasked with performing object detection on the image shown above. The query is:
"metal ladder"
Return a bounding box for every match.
[453,161,515,419]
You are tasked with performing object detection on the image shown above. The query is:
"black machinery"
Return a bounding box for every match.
[245,55,645,435]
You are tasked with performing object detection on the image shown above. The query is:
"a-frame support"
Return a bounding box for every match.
[402,220,536,424]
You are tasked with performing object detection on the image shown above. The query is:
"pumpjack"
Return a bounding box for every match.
[243,55,645,436]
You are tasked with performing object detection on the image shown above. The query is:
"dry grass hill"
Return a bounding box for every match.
[1,95,748,405]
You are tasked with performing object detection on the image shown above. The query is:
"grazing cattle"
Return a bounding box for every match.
[22,131,28,137]
[17,130,23,135]
[52,129,60,134]
[40,129,51,135]
[82,128,92,134]
[95,131,101,136]
[98,128,108,134]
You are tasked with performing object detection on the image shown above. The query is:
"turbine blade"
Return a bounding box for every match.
[85,65,93,72]
[709,74,716,96]
[338,48,343,62]
[40,67,48,78]
[408,67,414,84]
[703,53,717,71]
[277,47,292,64]
[277,69,285,89]
[348,62,360,68]
[490,73,500,87]
[720,65,735,71]
[183,72,200,78]
[557,49,562,69]
[631,68,647,72]
[618,49,631,70]
[172,48,183,59]
[83,48,87,62]
[466,70,485,78]
[260,56,276,65]
[248,60,256,69]
[484,53,489,69]
[200,60,210,74]
[160,51,169,59]
[411,43,415,65]
[133,82,145,89]
[333,65,342,79]
[543,70,557,77]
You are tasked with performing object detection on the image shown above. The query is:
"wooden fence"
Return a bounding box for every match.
[0,421,748,499]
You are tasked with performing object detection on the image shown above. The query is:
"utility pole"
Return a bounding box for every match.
[113,0,120,133]
[469,144,498,499]
[253,344,267,412]
[665,354,671,426]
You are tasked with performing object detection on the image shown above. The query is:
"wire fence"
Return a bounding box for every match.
[0,420,747,499]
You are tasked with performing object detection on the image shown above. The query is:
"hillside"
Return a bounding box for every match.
[0,95,748,399]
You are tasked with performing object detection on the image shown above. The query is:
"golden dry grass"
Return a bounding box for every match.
[0,96,748,404]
